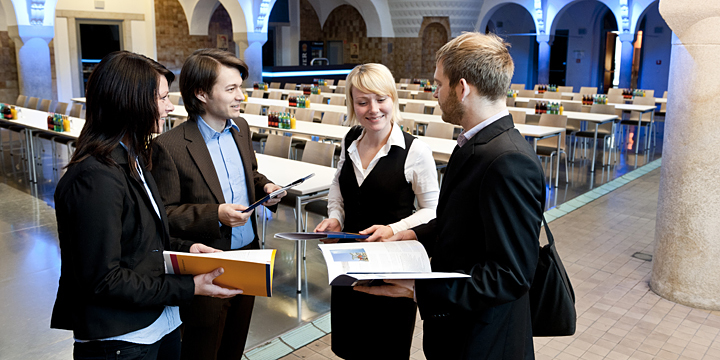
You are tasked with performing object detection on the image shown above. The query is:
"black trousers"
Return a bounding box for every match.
[73,328,181,360]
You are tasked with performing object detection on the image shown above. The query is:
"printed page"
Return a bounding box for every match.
[319,241,431,282]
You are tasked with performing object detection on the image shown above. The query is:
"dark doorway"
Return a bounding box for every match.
[599,11,619,93]
[549,30,568,85]
[78,22,122,93]
[263,27,276,67]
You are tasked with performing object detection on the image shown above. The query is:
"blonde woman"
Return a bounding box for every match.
[314,64,439,359]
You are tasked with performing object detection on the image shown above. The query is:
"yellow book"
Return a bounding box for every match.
[163,249,276,297]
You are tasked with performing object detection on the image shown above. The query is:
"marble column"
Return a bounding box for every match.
[618,33,635,89]
[651,0,720,310]
[235,32,267,86]
[9,25,54,100]
[537,35,551,85]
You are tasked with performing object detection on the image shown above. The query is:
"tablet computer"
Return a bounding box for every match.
[241,173,315,213]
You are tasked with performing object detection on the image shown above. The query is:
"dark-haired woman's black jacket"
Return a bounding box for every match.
[51,146,196,340]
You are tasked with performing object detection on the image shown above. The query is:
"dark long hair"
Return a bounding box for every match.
[68,51,174,178]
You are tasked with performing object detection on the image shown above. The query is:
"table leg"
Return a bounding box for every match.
[24,129,36,183]
[296,196,303,293]
[635,111,643,154]
[555,134,561,188]
[533,138,537,152]
[591,123,599,172]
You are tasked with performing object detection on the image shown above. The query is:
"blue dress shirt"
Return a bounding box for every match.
[197,117,255,249]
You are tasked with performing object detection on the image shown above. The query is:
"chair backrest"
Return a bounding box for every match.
[321,111,344,125]
[69,103,83,118]
[38,99,52,112]
[270,82,281,89]
[244,103,262,115]
[607,88,624,96]
[15,94,27,107]
[543,92,562,99]
[27,97,40,110]
[589,104,616,131]
[572,93,584,101]
[283,83,297,90]
[335,86,345,94]
[320,85,332,93]
[295,108,315,122]
[663,91,668,98]
[404,102,425,114]
[268,105,286,113]
[169,94,183,105]
[329,96,345,106]
[518,89,535,98]
[396,90,411,99]
[533,84,541,91]
[268,91,283,100]
[433,104,442,115]
[509,110,526,124]
[641,89,655,98]
[561,101,582,112]
[557,86,573,93]
[537,114,567,149]
[337,80,346,87]
[510,83,525,90]
[399,78,411,84]
[579,87,597,95]
[415,92,435,100]
[263,134,292,158]
[301,140,335,167]
[633,96,656,106]
[288,91,302,97]
[425,122,454,139]
[406,84,421,91]
[506,97,515,107]
[398,118,415,133]
[309,94,323,104]
[661,91,668,111]
[590,103,616,115]
[54,102,69,115]
[527,99,538,109]
[525,114,540,125]
[251,90,264,98]
[607,94,624,104]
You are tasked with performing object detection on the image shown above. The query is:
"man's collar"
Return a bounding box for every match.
[196,116,239,142]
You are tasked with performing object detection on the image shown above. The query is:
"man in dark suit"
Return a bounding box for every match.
[151,49,284,360]
[356,33,545,359]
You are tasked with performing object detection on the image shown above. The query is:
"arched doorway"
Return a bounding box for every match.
[552,1,618,92]
[634,1,671,94]
[421,23,447,79]
[323,5,366,65]
[484,3,537,88]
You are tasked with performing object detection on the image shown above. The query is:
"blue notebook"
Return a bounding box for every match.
[274,232,369,240]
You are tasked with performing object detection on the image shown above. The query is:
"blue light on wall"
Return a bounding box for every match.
[262,69,352,77]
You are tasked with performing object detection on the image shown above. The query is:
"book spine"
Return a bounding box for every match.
[265,263,272,297]
[168,254,181,274]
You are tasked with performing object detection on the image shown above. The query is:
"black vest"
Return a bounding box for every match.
[339,126,416,233]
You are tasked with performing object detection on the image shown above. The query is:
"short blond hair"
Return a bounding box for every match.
[436,32,514,101]
[345,63,402,126]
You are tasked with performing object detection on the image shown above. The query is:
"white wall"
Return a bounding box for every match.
[54,16,73,103]
[637,4,670,95]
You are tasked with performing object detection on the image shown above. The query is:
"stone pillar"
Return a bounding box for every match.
[651,0,720,310]
[235,32,267,85]
[618,33,635,89]
[537,35,550,85]
[9,25,54,100]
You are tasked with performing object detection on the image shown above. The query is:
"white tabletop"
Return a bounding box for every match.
[507,107,617,123]
[255,153,336,196]
[71,97,86,103]
[3,107,85,138]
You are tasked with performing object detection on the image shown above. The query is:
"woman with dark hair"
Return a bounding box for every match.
[51,51,242,360]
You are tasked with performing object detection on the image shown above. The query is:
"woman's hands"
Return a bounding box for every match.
[359,225,395,242]
[314,218,342,243]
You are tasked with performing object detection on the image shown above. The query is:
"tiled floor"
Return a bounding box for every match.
[278,167,720,360]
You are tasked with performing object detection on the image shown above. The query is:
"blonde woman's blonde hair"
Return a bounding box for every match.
[344,63,402,126]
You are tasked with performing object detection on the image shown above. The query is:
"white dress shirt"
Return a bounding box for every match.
[327,122,439,234]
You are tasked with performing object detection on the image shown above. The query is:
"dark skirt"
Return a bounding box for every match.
[331,285,417,359]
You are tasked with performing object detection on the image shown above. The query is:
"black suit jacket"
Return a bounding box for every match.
[150,117,273,250]
[52,146,196,340]
[413,115,545,359]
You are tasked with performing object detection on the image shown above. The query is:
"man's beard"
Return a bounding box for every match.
[440,88,465,126]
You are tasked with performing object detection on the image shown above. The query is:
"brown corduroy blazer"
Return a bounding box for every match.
[150,116,274,250]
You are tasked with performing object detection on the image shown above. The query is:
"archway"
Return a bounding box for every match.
[484,2,537,88]
[421,23,447,79]
[633,1,670,94]
[322,5,366,64]
[552,0,618,92]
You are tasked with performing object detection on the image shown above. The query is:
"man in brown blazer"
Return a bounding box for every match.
[151,49,284,360]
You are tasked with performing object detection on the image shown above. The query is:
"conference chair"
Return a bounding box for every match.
[557,86,574,93]
[573,104,617,165]
[396,90,411,99]
[335,86,345,94]
[536,114,569,185]
[15,95,27,107]
[337,80,346,87]
[251,90,264,98]
[38,99,52,112]
[579,87,598,95]
[320,111,344,126]
[510,84,525,90]
[54,102,69,115]
[620,96,657,150]
[404,102,425,114]
[263,133,292,159]
[284,83,297,90]
[518,89,535,98]
[510,110,526,124]
[269,82,281,89]
[268,91,283,100]
[268,105,286,114]
[329,96,345,106]
[69,103,83,118]
[415,92,435,100]
[543,92,562,100]
[433,104,442,116]
[26,97,40,110]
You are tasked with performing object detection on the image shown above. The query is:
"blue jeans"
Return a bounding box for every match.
[73,328,181,360]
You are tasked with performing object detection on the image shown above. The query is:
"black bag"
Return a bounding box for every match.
[529,216,576,336]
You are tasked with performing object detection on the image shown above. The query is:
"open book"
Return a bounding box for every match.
[318,240,469,286]
[164,249,276,297]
